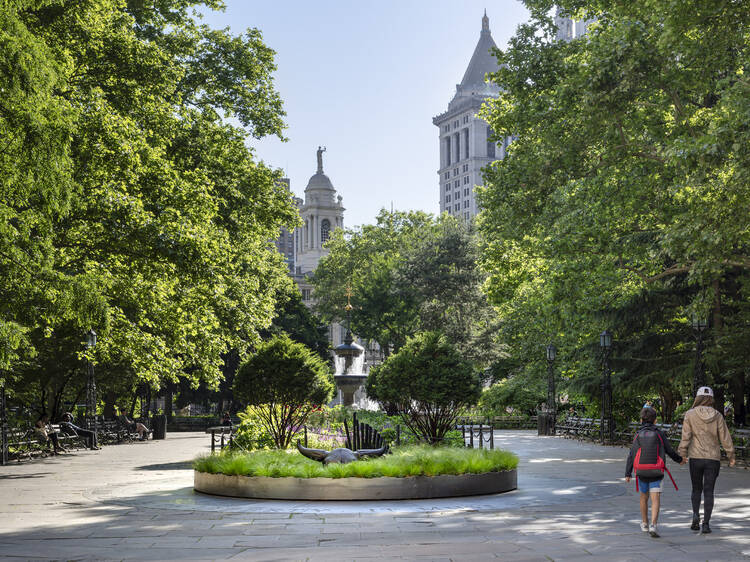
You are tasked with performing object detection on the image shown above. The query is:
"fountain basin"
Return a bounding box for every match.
[334,374,369,408]
[194,469,517,500]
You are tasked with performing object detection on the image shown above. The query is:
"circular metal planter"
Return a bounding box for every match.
[194,469,517,501]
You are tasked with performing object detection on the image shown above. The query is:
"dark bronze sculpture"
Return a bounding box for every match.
[296,440,387,465]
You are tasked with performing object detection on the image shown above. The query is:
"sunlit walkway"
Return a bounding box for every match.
[0,430,748,560]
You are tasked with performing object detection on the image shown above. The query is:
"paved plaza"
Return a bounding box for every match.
[0,430,748,561]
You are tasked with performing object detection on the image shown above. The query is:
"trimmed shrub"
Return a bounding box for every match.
[367,332,481,444]
[233,334,333,449]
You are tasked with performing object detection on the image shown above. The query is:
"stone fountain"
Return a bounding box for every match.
[333,329,367,407]
[332,288,369,407]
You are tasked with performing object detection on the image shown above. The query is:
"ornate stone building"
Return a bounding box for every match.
[433,12,509,221]
[294,147,345,278]
[289,147,346,347]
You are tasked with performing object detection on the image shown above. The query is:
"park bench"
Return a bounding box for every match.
[556,416,602,440]
[557,417,745,466]
[490,416,538,430]
[6,427,46,461]
[50,423,88,451]
[614,421,640,444]
[5,424,84,461]
[732,428,750,466]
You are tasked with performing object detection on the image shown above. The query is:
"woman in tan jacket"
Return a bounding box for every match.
[677,386,736,534]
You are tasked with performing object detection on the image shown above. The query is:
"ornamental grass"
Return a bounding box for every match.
[193,445,518,478]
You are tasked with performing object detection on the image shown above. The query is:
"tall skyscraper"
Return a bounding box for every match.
[433,12,508,221]
[554,7,594,41]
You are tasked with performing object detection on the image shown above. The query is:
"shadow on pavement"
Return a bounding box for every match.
[0,472,53,480]
[136,460,193,471]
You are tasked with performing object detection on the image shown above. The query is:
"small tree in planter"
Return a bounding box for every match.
[233,335,334,449]
[367,331,481,444]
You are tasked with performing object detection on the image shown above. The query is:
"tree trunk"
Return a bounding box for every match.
[164,383,173,419]
[731,371,745,426]
[103,390,117,419]
[659,387,677,423]
[712,279,725,415]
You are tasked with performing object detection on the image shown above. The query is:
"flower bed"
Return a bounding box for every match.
[193,445,518,478]
[194,445,518,500]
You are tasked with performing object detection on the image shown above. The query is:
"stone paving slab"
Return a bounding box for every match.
[1,431,749,560]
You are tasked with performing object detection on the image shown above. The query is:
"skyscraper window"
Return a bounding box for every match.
[486,126,496,158]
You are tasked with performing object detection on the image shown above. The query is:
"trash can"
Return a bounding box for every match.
[537,412,553,436]
[152,414,167,440]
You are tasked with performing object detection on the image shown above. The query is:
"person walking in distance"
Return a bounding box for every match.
[678,386,736,534]
[625,406,684,538]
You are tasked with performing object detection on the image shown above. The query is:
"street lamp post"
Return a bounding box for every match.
[546,344,557,435]
[85,329,97,447]
[600,330,613,443]
[1,378,7,466]
[692,314,708,395]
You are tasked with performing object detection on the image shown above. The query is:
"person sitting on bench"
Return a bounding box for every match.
[116,409,150,440]
[59,412,99,450]
[35,414,66,455]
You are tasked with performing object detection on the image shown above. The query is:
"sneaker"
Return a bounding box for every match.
[640,522,649,532]
[649,524,660,538]
[691,516,700,531]
[701,522,711,534]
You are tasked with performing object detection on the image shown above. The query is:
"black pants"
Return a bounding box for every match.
[689,458,721,522]
[61,423,96,449]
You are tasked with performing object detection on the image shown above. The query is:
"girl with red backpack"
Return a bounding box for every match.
[625,406,685,537]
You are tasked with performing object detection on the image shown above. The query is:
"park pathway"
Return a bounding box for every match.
[0,430,748,561]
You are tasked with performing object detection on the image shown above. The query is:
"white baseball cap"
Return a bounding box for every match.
[697,386,714,397]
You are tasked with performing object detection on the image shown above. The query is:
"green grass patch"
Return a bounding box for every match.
[193,445,518,478]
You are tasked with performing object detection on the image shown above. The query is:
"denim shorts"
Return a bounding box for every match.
[638,478,662,493]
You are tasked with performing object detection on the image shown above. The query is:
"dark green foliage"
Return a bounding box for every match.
[368,332,481,444]
[264,288,330,362]
[477,0,750,423]
[1,0,299,419]
[233,335,333,449]
[480,376,546,418]
[313,211,503,369]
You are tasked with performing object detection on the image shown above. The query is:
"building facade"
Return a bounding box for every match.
[554,7,594,41]
[281,147,347,347]
[433,12,509,221]
[273,178,302,274]
[294,147,345,278]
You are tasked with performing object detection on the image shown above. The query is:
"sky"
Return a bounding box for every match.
[199,1,530,229]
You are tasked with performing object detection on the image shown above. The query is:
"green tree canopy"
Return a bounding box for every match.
[312,209,429,355]
[313,210,503,367]
[477,0,750,421]
[233,334,333,448]
[263,287,330,362]
[1,0,299,418]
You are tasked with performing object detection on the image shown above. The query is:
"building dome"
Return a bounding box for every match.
[306,171,335,191]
